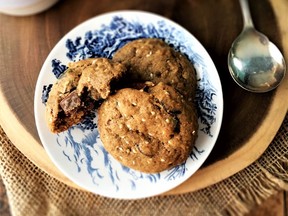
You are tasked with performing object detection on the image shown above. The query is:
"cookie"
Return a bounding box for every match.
[45,58,126,133]
[113,38,197,101]
[98,82,198,173]
[77,58,126,101]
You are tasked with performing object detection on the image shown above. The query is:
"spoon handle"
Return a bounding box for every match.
[239,0,254,29]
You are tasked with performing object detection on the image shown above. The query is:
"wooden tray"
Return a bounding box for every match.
[0,0,287,195]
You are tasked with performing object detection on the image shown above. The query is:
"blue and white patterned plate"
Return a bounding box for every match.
[34,11,223,199]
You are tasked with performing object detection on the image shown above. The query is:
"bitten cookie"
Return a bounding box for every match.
[45,58,126,133]
[113,38,197,101]
[98,82,198,173]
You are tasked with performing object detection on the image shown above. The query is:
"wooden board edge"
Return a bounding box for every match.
[0,91,82,190]
[166,84,288,194]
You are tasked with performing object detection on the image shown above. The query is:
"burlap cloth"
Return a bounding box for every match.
[0,113,287,216]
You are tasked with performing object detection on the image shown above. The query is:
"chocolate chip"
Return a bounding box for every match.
[60,90,81,114]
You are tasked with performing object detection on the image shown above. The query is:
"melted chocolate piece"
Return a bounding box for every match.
[60,90,81,114]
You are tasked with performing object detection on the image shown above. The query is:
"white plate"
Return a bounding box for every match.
[34,10,223,199]
[0,0,58,16]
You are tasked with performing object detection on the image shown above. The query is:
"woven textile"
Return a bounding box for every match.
[0,114,287,216]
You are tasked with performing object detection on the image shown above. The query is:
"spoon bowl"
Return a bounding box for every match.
[228,0,286,93]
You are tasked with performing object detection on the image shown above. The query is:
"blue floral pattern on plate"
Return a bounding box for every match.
[35,11,223,199]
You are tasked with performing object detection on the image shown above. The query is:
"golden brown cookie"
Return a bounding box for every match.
[45,58,126,133]
[98,82,198,173]
[113,38,197,101]
[77,58,126,101]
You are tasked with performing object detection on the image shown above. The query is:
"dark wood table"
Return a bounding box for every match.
[0,0,287,195]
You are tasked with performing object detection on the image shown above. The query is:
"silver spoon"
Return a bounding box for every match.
[228,0,286,93]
